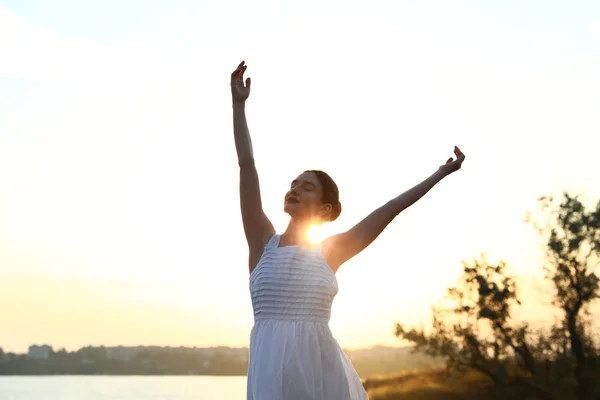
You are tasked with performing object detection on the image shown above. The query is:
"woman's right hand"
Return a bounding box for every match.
[231,61,251,104]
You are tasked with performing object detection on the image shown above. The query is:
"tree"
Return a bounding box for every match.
[395,255,551,397]
[395,191,600,400]
[529,192,600,399]
[78,346,107,361]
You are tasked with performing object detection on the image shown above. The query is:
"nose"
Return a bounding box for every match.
[289,186,299,197]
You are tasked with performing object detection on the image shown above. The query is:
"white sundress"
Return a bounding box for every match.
[247,234,369,400]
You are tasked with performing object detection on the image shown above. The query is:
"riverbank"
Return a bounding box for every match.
[363,368,552,400]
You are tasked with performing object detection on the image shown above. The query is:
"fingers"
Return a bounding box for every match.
[454,145,465,160]
[442,146,466,173]
[246,77,251,90]
[231,61,244,76]
[231,61,247,81]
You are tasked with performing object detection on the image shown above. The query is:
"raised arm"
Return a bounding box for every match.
[323,146,466,271]
[231,61,275,270]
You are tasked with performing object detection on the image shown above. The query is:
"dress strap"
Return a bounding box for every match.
[265,233,281,249]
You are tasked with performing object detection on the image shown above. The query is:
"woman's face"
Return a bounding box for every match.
[283,172,329,223]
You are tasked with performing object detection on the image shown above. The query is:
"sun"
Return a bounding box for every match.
[306,225,325,243]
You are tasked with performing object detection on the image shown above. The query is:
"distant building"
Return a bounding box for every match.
[27,345,53,360]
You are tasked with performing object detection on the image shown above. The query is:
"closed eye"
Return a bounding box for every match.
[290,179,316,191]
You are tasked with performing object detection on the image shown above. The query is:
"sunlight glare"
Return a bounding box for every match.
[306,225,325,243]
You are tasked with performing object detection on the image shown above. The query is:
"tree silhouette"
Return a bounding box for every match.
[396,192,600,400]
[395,256,551,397]
[529,192,600,399]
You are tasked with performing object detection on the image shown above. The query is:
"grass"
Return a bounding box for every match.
[363,368,551,400]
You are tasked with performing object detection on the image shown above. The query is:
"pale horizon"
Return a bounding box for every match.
[1,0,599,354]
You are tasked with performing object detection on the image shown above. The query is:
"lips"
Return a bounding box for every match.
[286,196,300,204]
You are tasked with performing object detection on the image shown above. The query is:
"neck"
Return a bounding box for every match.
[281,218,314,247]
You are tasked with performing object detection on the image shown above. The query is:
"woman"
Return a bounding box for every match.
[231,61,465,400]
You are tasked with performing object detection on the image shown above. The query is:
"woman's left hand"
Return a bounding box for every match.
[439,146,466,176]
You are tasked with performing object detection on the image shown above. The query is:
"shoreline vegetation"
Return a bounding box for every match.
[0,344,442,378]
[363,368,529,400]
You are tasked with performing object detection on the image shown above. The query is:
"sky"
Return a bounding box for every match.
[1,0,599,353]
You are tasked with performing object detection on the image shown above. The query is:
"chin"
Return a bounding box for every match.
[283,204,296,215]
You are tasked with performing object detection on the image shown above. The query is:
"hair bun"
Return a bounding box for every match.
[330,201,342,222]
